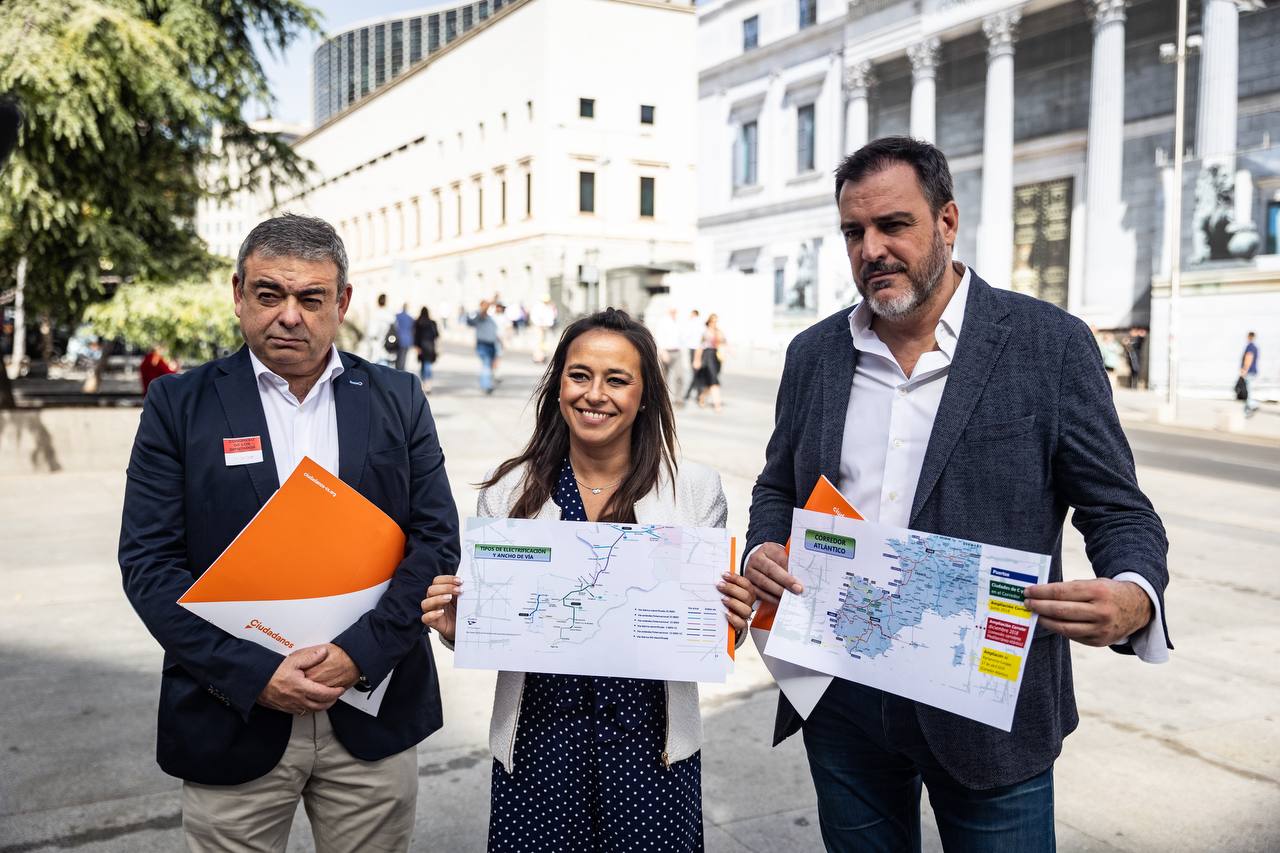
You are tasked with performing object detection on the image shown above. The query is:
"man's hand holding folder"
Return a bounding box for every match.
[747,476,862,718]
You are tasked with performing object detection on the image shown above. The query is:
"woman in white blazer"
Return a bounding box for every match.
[422,308,755,852]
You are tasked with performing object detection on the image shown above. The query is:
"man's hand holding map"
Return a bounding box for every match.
[764,508,1051,731]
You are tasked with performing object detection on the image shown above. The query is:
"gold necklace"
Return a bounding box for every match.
[575,476,623,496]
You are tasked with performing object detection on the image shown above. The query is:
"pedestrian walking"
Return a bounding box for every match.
[530,295,558,363]
[362,293,396,367]
[1123,326,1146,389]
[414,307,440,393]
[654,306,691,404]
[467,300,500,394]
[394,304,414,372]
[1241,331,1260,418]
[693,313,726,412]
[421,308,755,852]
[680,309,703,402]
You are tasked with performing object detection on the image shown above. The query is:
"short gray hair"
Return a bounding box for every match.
[235,213,349,289]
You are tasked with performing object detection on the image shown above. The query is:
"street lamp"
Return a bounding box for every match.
[1159,0,1196,417]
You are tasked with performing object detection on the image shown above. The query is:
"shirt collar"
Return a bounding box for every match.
[848,264,971,360]
[248,345,345,397]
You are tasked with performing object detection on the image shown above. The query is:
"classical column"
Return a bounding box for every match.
[978,8,1020,282]
[843,60,874,155]
[1083,0,1128,321]
[820,51,844,171]
[1195,0,1241,163]
[908,38,941,143]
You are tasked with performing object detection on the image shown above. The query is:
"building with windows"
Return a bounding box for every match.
[697,0,1280,395]
[196,119,307,260]
[284,0,697,329]
[313,1,513,126]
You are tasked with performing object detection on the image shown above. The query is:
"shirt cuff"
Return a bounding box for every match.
[1112,572,1170,664]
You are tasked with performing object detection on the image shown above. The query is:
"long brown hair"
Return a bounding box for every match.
[481,308,678,522]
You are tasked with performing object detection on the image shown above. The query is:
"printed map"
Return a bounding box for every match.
[454,517,733,682]
[766,509,1050,730]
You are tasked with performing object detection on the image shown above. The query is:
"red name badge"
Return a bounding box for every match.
[223,436,264,467]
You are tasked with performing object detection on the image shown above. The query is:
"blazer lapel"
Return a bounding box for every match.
[334,353,371,489]
[214,346,279,506]
[909,274,1011,525]
[819,320,858,486]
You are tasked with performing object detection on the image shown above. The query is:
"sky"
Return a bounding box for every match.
[251,0,449,129]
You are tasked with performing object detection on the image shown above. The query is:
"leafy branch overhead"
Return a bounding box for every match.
[0,0,320,322]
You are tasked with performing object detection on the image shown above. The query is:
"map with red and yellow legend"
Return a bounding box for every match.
[765,509,1050,731]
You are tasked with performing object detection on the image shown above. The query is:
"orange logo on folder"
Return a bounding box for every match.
[179,457,407,716]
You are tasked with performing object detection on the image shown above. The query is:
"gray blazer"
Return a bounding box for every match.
[746,271,1170,790]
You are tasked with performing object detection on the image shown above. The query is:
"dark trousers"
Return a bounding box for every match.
[802,679,1055,853]
[395,346,410,372]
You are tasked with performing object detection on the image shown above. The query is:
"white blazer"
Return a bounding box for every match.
[476,459,729,774]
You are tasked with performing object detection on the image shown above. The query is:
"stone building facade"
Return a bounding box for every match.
[697,0,1280,393]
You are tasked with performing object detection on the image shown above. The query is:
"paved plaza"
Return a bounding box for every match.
[1,347,1278,852]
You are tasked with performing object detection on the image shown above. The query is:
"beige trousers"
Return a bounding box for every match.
[182,711,418,853]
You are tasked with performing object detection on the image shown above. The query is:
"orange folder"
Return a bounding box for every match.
[179,456,406,715]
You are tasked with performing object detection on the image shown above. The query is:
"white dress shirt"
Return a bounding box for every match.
[836,267,1168,663]
[248,346,344,486]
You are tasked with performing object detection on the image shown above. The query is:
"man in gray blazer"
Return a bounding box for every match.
[745,137,1171,851]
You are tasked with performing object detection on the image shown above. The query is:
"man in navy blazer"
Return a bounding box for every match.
[119,214,459,851]
[746,138,1171,851]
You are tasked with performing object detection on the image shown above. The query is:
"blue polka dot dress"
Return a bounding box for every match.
[487,458,704,852]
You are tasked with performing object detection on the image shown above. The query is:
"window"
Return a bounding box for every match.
[501,111,508,130]
[409,18,422,62]
[445,10,457,42]
[428,15,440,52]
[579,171,595,213]
[395,202,404,250]
[498,170,508,224]
[412,197,422,246]
[434,190,443,240]
[525,169,533,217]
[734,120,759,188]
[527,99,534,120]
[639,177,655,218]
[476,179,484,230]
[452,183,462,236]
[798,0,816,29]
[797,103,816,173]
[742,16,759,51]
[580,98,595,118]
[640,104,655,125]
[773,257,787,305]
[462,6,473,30]
[374,26,386,86]
[390,21,403,75]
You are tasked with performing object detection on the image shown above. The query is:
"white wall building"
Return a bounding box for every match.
[697,0,1280,394]
[278,0,698,335]
[196,119,307,261]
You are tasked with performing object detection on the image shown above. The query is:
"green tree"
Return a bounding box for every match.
[0,0,319,405]
[83,275,244,363]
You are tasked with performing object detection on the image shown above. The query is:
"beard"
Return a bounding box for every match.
[856,227,951,320]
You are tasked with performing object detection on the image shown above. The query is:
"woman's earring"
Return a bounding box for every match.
[640,405,647,411]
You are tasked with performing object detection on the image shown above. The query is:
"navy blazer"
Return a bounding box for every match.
[746,272,1170,790]
[119,346,460,785]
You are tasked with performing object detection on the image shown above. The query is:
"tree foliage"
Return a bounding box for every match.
[83,275,243,362]
[0,0,319,323]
